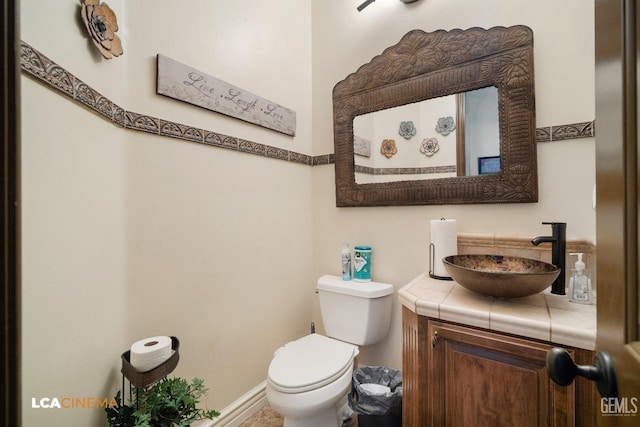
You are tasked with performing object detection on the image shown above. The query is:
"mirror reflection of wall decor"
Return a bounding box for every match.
[354,135,372,157]
[478,156,501,175]
[435,117,456,136]
[420,138,440,157]
[399,121,416,139]
[381,139,398,158]
[333,26,537,206]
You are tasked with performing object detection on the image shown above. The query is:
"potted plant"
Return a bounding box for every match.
[105,377,220,427]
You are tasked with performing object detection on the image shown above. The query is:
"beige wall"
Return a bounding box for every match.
[21,1,313,426]
[311,0,595,368]
[20,0,594,425]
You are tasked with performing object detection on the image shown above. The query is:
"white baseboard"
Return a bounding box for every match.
[197,380,268,427]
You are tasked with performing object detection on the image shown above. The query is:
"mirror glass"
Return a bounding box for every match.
[353,86,500,184]
[333,26,537,206]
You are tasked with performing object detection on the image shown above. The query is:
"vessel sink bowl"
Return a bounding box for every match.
[442,255,561,299]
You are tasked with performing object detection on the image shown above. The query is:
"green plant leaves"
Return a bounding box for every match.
[105,377,220,427]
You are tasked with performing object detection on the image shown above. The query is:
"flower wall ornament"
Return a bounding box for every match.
[420,138,440,157]
[381,139,398,158]
[435,116,456,136]
[81,0,123,59]
[398,121,416,139]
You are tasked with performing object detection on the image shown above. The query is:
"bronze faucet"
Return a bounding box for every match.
[531,222,567,295]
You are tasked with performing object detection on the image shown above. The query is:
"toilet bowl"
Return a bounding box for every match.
[266,334,358,427]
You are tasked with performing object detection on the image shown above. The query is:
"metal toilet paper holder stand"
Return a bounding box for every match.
[429,243,453,281]
[121,336,180,388]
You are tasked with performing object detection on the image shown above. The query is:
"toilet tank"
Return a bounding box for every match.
[317,275,394,346]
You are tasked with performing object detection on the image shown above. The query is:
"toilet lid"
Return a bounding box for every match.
[268,334,356,393]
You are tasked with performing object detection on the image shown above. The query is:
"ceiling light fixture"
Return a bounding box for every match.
[357,0,375,12]
[357,0,419,12]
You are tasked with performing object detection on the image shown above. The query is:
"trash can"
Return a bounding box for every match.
[348,366,402,427]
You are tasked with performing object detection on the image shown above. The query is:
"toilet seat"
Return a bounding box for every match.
[268,334,357,394]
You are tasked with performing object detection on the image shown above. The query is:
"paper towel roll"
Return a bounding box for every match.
[430,218,457,279]
[129,336,173,372]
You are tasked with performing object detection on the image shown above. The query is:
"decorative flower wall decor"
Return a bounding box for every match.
[398,121,416,139]
[81,0,123,59]
[420,138,439,157]
[381,139,398,158]
[435,116,456,136]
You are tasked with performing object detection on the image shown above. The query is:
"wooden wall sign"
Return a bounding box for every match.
[156,54,296,136]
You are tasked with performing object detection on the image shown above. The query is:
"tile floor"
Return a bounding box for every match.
[239,405,358,426]
[238,406,283,426]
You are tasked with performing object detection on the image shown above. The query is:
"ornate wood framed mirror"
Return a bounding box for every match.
[332,25,537,206]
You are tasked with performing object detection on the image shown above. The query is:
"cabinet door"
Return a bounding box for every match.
[428,320,574,427]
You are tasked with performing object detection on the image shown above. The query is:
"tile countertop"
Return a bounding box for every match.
[399,272,597,351]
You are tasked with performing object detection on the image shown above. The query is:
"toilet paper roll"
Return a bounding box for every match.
[129,336,173,372]
[430,218,457,278]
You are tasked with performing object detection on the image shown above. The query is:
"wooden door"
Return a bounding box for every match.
[595,0,640,424]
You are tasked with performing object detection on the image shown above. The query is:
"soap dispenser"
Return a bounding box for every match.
[341,242,352,281]
[568,253,592,304]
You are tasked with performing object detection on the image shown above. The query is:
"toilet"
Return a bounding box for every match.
[266,275,394,427]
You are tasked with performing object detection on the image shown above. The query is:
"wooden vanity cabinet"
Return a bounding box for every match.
[402,307,596,427]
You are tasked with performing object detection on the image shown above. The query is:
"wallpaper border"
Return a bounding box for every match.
[20,41,591,169]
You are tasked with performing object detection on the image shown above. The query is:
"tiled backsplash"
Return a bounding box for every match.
[458,233,596,291]
[21,41,593,170]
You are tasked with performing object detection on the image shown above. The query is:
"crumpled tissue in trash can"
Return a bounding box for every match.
[359,383,391,395]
